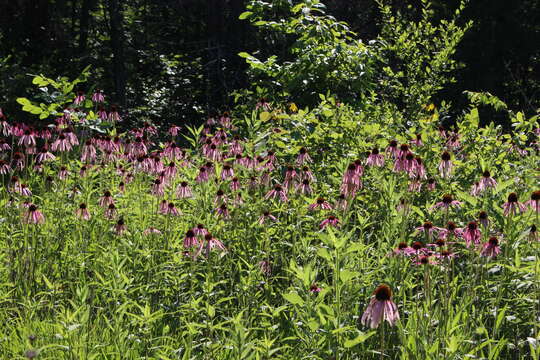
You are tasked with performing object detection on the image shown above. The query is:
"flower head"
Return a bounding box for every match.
[481,236,501,257]
[361,284,400,329]
[502,192,526,216]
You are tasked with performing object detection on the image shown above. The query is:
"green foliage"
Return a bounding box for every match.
[375,0,472,121]
[239,0,376,106]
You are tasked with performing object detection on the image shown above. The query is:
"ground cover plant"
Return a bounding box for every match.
[0,68,539,359]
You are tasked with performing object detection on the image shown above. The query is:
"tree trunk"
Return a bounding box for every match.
[107,0,127,107]
[79,0,96,55]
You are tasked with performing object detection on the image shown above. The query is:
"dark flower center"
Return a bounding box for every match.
[482,170,491,178]
[467,221,477,230]
[398,242,408,250]
[423,222,433,229]
[441,151,451,161]
[371,147,379,155]
[488,236,498,246]
[442,194,453,204]
[217,190,224,196]
[531,190,540,201]
[374,284,392,301]
[436,239,445,247]
[412,241,423,250]
[389,140,397,147]
[478,211,488,220]
[507,192,518,203]
[186,230,195,237]
[317,198,325,204]
[420,256,429,265]
[29,205,37,211]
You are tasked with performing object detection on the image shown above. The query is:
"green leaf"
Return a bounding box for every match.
[238,11,252,20]
[344,331,375,348]
[283,291,304,306]
[339,269,358,283]
[16,97,31,106]
[260,111,271,122]
[317,247,332,261]
[238,52,252,59]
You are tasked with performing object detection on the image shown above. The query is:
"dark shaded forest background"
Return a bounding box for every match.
[1,0,538,126]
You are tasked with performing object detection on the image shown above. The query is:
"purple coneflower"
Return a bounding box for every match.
[176,181,193,198]
[426,178,436,191]
[76,203,91,220]
[301,166,315,182]
[99,191,114,208]
[195,166,209,183]
[92,89,105,103]
[462,221,481,247]
[296,179,313,195]
[386,140,399,159]
[309,197,332,211]
[319,215,340,229]
[478,211,489,229]
[143,227,162,236]
[481,236,501,257]
[0,160,10,175]
[230,177,241,192]
[183,229,199,249]
[216,204,230,218]
[502,192,526,216]
[24,204,45,224]
[309,284,322,294]
[104,203,117,219]
[438,151,453,178]
[432,194,462,210]
[361,284,400,329]
[19,129,36,147]
[58,166,69,180]
[164,202,181,216]
[265,184,288,202]
[335,193,348,211]
[193,224,209,236]
[478,170,497,192]
[296,147,312,165]
[525,190,540,213]
[199,233,226,257]
[36,146,55,163]
[51,134,72,152]
[283,165,298,189]
[74,91,86,105]
[221,164,234,180]
[258,211,277,225]
[391,242,415,256]
[416,221,441,240]
[366,147,384,167]
[114,218,126,235]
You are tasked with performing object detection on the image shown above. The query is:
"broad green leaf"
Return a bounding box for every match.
[238,11,252,20]
[283,292,304,306]
[344,331,375,348]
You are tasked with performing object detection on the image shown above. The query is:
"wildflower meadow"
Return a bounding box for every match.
[1,1,539,359]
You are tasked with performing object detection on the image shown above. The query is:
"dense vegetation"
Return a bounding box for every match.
[0,0,539,359]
